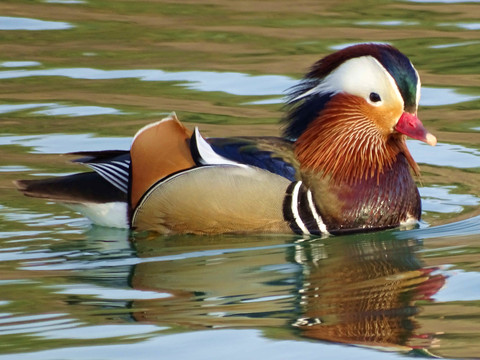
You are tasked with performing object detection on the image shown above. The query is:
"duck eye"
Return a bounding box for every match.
[369,92,381,103]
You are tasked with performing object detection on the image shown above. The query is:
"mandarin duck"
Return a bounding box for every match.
[16,44,437,235]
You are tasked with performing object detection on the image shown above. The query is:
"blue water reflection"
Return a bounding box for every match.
[440,22,480,30]
[0,104,56,114]
[0,134,130,153]
[430,41,480,49]
[420,185,480,213]
[408,141,480,168]
[0,61,41,68]
[0,328,429,360]
[0,103,124,117]
[33,105,124,117]
[434,268,480,302]
[48,283,171,300]
[43,0,85,3]
[356,20,418,26]
[0,17,73,31]
[0,67,476,107]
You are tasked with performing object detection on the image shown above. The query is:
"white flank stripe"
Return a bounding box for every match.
[291,181,310,235]
[306,189,329,235]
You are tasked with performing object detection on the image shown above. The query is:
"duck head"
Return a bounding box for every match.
[284,44,436,184]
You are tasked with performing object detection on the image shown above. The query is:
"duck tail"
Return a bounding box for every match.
[14,172,127,204]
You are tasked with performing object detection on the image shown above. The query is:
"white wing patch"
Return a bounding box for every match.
[193,127,247,167]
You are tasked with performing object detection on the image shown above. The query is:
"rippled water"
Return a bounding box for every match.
[0,1,479,359]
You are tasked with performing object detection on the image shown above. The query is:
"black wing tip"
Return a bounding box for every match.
[68,150,130,164]
[14,178,59,200]
[14,173,128,204]
[13,179,28,191]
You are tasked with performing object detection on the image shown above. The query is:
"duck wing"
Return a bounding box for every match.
[129,115,293,234]
[71,150,130,194]
[206,136,299,181]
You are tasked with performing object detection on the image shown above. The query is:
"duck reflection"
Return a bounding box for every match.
[291,234,445,351]
[127,231,445,351]
[129,234,297,328]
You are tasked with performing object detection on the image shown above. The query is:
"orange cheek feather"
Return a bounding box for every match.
[295,94,412,184]
[360,101,403,138]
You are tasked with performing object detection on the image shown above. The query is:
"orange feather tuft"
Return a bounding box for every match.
[130,113,194,210]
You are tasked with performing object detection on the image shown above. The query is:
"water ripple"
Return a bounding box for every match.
[397,214,480,239]
[43,0,85,3]
[0,328,438,360]
[434,269,480,302]
[0,134,131,153]
[0,67,476,106]
[0,103,56,114]
[22,243,292,271]
[420,185,480,213]
[39,324,165,340]
[34,105,124,117]
[49,283,171,300]
[0,313,76,336]
[0,61,41,68]
[409,141,480,168]
[0,16,73,31]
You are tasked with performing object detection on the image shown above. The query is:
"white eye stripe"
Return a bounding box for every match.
[292,56,404,110]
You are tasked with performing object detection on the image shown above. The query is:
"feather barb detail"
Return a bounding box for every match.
[294,94,419,184]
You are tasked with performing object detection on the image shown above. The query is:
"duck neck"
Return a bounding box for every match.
[299,154,421,233]
[292,99,421,232]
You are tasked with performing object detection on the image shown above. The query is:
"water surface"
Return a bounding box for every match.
[0,1,479,359]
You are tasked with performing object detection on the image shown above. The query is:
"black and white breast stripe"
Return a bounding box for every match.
[283,181,329,236]
[86,160,130,193]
